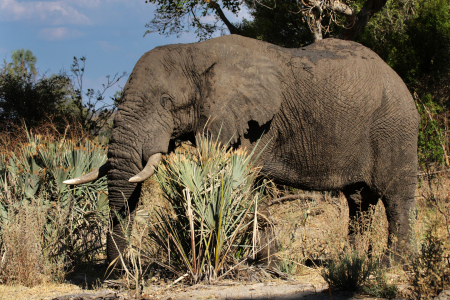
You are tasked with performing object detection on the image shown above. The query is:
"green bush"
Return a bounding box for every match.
[362,270,398,299]
[150,134,269,283]
[321,251,398,297]
[321,251,378,291]
[0,130,108,285]
[411,220,450,299]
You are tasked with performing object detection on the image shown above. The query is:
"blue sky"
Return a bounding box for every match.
[0,0,249,101]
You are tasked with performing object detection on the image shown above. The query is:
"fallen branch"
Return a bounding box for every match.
[268,194,322,206]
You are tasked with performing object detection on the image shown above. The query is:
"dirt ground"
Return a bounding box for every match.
[0,278,414,300]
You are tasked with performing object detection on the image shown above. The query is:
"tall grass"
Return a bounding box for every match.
[147,134,269,283]
[0,129,108,286]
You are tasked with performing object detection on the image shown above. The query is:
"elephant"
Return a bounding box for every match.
[65,34,419,264]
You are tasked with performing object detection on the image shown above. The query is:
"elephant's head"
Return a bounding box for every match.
[64,35,283,262]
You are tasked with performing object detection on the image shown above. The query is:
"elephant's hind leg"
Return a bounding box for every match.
[342,184,381,253]
[380,177,417,258]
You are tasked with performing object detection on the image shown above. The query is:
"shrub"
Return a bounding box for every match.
[321,251,378,291]
[149,134,269,283]
[362,269,398,298]
[411,220,450,299]
[0,130,108,285]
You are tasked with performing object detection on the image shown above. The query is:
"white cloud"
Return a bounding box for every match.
[37,27,83,40]
[97,40,121,51]
[0,0,91,25]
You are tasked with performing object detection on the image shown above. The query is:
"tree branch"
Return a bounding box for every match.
[203,0,241,34]
[302,0,323,41]
[330,0,353,16]
[338,0,388,40]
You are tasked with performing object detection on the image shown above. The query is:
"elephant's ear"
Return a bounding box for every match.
[200,54,282,145]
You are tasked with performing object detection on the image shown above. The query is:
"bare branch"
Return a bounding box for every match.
[203,0,241,34]
[301,0,356,42]
[302,0,323,41]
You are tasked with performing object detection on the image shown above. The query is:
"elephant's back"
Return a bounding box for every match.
[265,38,418,189]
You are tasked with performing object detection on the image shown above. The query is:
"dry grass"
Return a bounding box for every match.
[0,198,66,287]
[268,191,389,270]
[0,282,84,300]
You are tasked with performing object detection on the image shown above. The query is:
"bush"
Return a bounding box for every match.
[321,251,378,291]
[411,220,450,299]
[0,129,108,285]
[321,250,398,297]
[149,134,269,283]
[362,269,398,299]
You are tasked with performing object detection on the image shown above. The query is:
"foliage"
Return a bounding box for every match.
[145,0,380,42]
[150,133,269,283]
[0,129,109,285]
[144,0,243,40]
[362,269,398,298]
[322,250,397,298]
[6,49,37,78]
[358,0,450,84]
[416,94,447,166]
[321,251,378,291]
[236,0,313,47]
[0,70,72,130]
[0,196,67,286]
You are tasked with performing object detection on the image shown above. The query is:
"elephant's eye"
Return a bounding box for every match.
[160,95,173,110]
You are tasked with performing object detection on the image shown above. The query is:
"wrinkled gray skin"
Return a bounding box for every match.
[107,35,419,263]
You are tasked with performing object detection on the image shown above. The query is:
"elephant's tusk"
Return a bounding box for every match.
[63,163,110,185]
[128,153,162,183]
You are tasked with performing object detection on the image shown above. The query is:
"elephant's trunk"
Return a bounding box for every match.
[106,153,143,263]
[106,111,173,263]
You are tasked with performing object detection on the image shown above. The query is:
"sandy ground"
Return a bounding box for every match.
[0,274,414,300]
[0,282,391,300]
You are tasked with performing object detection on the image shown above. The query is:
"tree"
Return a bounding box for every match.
[7,49,37,78]
[0,71,71,130]
[145,0,389,42]
[236,0,313,47]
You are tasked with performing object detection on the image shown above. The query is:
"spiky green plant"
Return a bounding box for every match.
[0,129,108,284]
[150,134,268,283]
